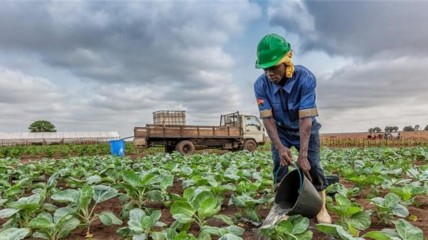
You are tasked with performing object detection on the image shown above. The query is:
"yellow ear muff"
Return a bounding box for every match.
[278,50,294,78]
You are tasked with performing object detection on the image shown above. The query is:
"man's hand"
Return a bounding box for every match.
[278,146,293,167]
[297,155,312,182]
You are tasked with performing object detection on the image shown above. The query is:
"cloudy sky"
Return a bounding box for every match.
[1,0,427,137]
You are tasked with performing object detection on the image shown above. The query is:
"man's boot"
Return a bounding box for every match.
[316,190,332,223]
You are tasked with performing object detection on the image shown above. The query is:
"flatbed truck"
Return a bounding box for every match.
[134,112,267,155]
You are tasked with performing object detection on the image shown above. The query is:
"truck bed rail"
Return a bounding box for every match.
[135,124,242,139]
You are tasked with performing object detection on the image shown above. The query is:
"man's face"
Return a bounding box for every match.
[263,63,285,84]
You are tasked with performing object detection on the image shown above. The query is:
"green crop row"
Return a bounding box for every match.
[0,147,427,239]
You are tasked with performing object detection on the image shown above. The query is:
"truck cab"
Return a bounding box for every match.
[242,115,266,143]
[220,112,267,151]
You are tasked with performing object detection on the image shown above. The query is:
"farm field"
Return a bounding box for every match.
[0,146,427,239]
[321,131,428,140]
[321,131,428,148]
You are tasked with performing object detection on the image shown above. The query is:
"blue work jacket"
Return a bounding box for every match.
[254,65,320,132]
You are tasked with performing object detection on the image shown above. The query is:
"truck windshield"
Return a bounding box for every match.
[246,116,261,130]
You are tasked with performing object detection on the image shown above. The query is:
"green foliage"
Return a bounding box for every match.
[0,228,30,240]
[363,219,424,240]
[117,208,166,239]
[316,223,364,240]
[50,185,120,236]
[28,120,57,133]
[1,147,428,239]
[119,170,165,210]
[28,209,80,240]
[169,188,244,239]
[403,126,415,132]
[0,142,129,158]
[370,193,409,225]
[231,193,267,222]
[260,215,313,240]
[384,126,399,132]
[200,225,245,239]
[171,190,221,226]
[0,192,45,228]
[389,184,428,205]
[328,193,371,236]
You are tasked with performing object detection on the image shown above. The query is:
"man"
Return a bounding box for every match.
[253,33,331,223]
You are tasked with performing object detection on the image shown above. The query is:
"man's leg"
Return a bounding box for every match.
[307,131,331,223]
[307,131,328,191]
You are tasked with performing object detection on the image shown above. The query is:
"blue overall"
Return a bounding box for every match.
[254,65,327,191]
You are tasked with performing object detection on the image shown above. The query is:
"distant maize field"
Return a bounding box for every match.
[321,131,428,148]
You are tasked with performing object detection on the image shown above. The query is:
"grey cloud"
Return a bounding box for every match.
[266,0,428,132]
[269,0,428,59]
[0,72,67,133]
[0,68,61,104]
[0,0,261,136]
[317,57,428,111]
[0,1,260,85]
[319,103,428,133]
[88,84,161,111]
[87,73,241,114]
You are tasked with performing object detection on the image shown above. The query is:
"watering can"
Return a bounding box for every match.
[274,167,322,218]
[257,166,322,237]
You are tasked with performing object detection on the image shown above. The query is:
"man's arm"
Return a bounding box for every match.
[254,76,292,166]
[297,117,313,180]
[298,117,312,159]
[296,71,318,181]
[263,117,293,166]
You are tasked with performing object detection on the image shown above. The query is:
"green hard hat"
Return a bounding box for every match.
[255,34,291,69]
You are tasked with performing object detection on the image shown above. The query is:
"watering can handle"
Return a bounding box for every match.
[294,163,304,192]
[275,163,303,192]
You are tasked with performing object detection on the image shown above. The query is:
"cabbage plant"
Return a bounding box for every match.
[329,193,371,236]
[117,208,167,239]
[170,189,240,238]
[119,170,165,209]
[28,208,80,240]
[0,192,45,228]
[316,223,364,240]
[260,215,313,240]
[370,193,409,225]
[231,193,267,223]
[363,219,424,240]
[0,227,30,240]
[51,184,121,237]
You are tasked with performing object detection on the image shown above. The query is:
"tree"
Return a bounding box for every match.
[414,125,420,131]
[384,126,392,132]
[425,125,428,131]
[403,126,415,132]
[392,126,399,132]
[29,120,57,132]
[374,127,382,133]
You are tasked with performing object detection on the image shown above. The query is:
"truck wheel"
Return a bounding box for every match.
[176,140,195,155]
[243,139,257,152]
